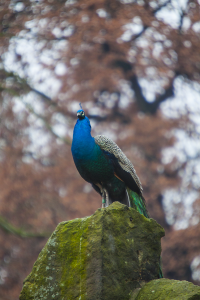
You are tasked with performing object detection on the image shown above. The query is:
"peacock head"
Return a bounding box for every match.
[76,104,91,129]
[77,109,85,120]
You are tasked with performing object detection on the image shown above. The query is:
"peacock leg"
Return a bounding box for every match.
[96,183,106,208]
[104,188,109,207]
[126,189,131,207]
[102,196,106,208]
[101,189,106,208]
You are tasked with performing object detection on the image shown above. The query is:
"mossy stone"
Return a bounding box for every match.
[19,202,164,300]
[135,278,200,300]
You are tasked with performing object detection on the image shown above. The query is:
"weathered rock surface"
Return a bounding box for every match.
[20,202,164,300]
[132,278,200,300]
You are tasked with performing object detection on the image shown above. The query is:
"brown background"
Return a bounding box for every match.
[0,0,200,299]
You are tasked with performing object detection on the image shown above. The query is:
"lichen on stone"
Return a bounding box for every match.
[19,202,165,300]
[135,278,200,300]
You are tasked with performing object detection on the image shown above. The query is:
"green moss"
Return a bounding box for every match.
[20,218,89,300]
[135,279,200,300]
[20,202,165,300]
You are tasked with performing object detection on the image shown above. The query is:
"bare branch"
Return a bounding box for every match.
[0,215,50,238]
[130,74,175,114]
[153,0,172,14]
[24,103,72,145]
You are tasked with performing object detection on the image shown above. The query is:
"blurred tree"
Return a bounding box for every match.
[0,0,200,299]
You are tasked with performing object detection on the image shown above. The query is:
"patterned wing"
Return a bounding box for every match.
[94,135,143,193]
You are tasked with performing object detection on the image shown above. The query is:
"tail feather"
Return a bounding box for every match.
[126,188,149,219]
[159,259,163,278]
[126,187,163,279]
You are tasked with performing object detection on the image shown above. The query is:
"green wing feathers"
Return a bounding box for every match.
[127,188,149,219]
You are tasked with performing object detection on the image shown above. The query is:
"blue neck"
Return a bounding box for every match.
[71,116,95,160]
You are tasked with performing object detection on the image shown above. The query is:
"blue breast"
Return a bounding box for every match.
[71,117,114,183]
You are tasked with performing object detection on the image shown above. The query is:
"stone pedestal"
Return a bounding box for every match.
[20,202,164,300]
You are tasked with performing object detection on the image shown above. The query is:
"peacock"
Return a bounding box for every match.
[71,107,163,278]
